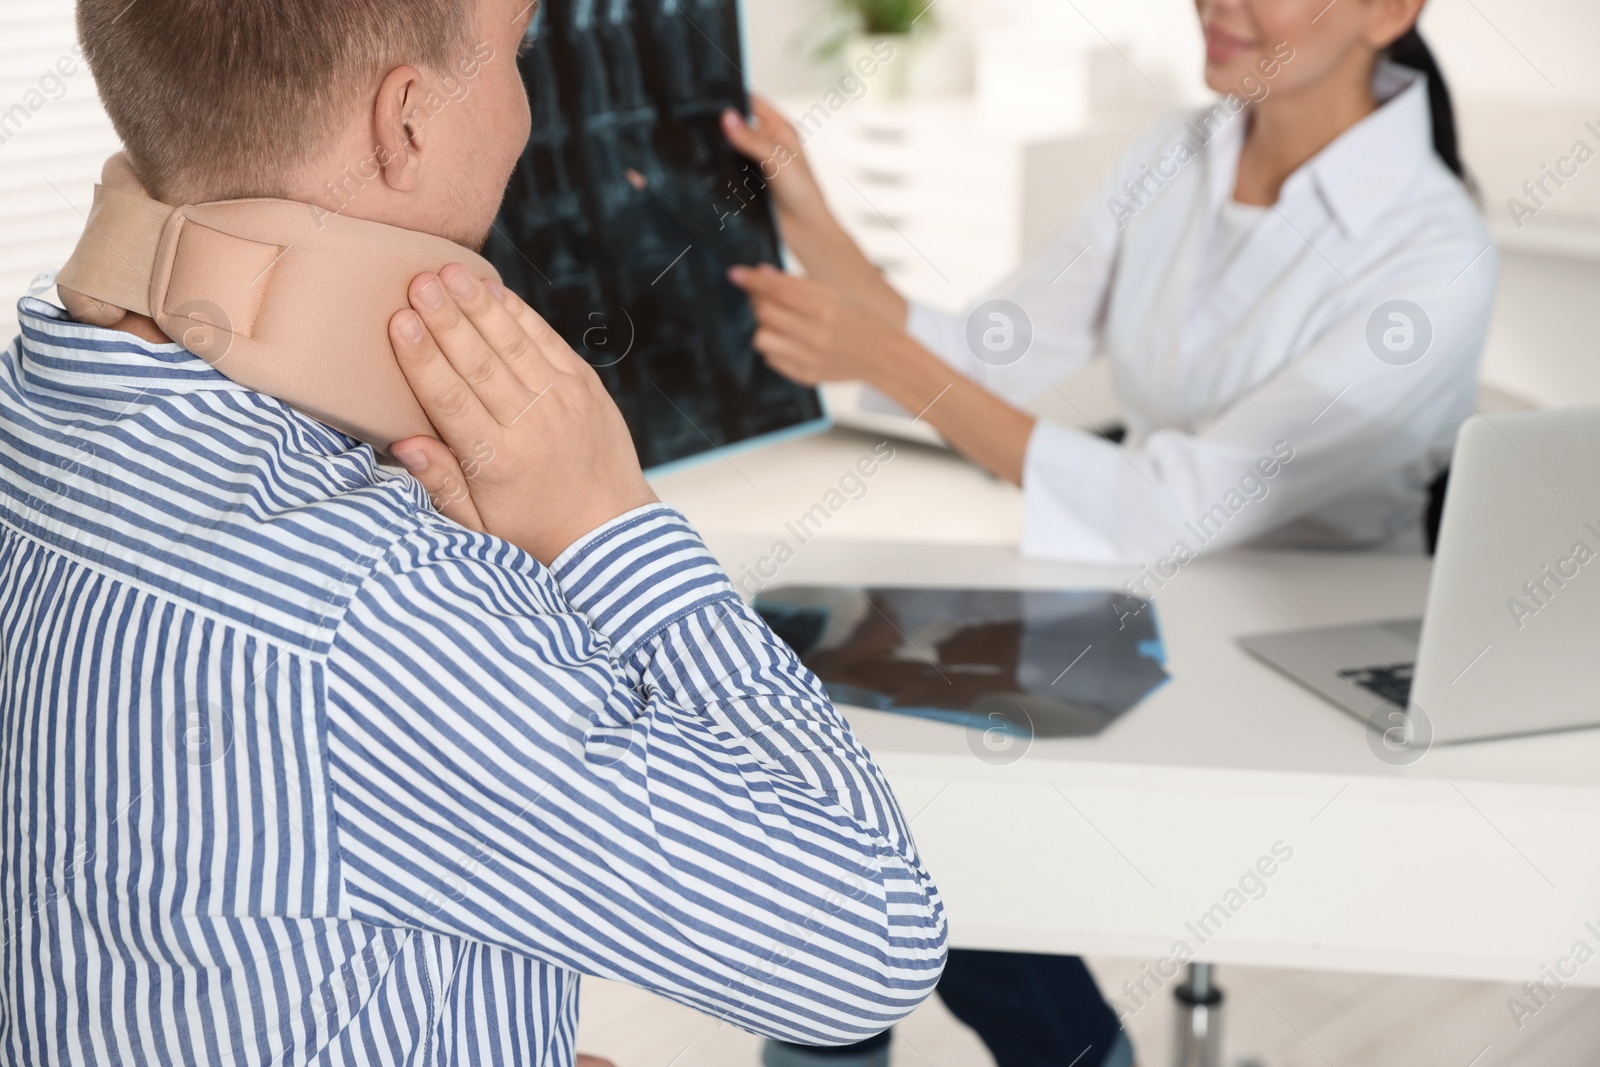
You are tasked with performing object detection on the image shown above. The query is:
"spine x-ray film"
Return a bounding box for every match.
[489,1,828,473]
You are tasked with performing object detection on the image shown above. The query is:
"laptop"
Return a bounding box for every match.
[1240,406,1600,746]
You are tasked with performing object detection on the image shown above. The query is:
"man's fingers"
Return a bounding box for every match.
[390,307,501,456]
[489,281,595,378]
[410,271,537,425]
[438,266,562,402]
[388,434,485,531]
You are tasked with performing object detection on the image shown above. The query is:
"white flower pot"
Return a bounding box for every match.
[844,32,916,101]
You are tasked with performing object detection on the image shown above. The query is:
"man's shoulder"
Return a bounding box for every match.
[329,504,569,654]
[132,462,563,662]
[3,401,518,662]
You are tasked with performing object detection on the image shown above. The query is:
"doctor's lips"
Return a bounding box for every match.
[1204,25,1256,64]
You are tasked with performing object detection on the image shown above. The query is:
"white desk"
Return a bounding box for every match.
[651,428,1600,989]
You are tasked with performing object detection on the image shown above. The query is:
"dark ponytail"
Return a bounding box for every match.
[1387,27,1468,183]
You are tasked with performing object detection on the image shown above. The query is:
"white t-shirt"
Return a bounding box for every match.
[1204,198,1271,279]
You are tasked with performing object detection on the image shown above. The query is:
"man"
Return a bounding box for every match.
[0,0,946,1063]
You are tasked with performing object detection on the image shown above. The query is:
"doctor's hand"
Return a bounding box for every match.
[733,262,1037,488]
[722,99,908,326]
[730,263,905,386]
[386,265,657,567]
[720,96,831,231]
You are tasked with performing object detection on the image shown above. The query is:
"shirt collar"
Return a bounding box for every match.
[1300,63,1436,238]
[15,295,361,457]
[16,295,233,387]
[1204,62,1438,239]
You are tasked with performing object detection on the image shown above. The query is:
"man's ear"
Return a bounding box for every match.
[373,65,427,193]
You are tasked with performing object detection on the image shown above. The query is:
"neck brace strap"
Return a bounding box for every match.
[56,154,501,449]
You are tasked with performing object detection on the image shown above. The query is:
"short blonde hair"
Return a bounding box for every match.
[78,0,477,201]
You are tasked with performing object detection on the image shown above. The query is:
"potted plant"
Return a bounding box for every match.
[817,0,937,100]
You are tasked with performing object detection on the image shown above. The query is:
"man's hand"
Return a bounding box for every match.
[386,265,657,566]
[729,263,902,386]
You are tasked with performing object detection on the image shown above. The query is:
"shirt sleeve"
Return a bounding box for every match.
[321,504,946,1045]
[1018,241,1501,564]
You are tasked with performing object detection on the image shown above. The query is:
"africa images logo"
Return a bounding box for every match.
[1366,300,1433,366]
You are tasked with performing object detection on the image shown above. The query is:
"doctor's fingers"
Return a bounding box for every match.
[721,97,795,165]
[760,351,823,388]
[729,263,830,315]
[750,96,804,150]
[386,433,485,533]
[408,272,540,425]
[721,108,773,163]
[743,96,816,184]
[752,328,821,384]
[749,297,822,347]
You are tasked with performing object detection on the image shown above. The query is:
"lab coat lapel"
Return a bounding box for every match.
[1104,104,1345,428]
[1106,108,1251,416]
[1186,109,1339,339]
[1104,128,1218,397]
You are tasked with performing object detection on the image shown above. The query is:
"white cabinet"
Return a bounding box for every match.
[777,96,1144,311]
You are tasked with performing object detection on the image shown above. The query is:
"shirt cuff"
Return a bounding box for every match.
[548,503,737,661]
[1020,419,1126,563]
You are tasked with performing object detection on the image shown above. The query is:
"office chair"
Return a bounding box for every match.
[1098,426,1454,558]
[1424,467,1450,556]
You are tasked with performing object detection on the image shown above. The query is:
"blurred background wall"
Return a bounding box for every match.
[3,0,1598,407]
[751,0,1600,411]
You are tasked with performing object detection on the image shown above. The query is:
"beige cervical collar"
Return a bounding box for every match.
[57,154,501,448]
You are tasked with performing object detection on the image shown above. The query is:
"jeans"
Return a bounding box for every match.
[763,949,1130,1067]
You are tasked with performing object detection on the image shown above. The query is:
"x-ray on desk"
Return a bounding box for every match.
[651,428,1600,987]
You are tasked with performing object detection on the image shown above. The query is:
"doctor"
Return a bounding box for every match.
[726,0,1496,570]
[728,0,1493,1065]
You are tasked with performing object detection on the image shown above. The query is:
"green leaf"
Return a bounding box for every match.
[822,0,935,39]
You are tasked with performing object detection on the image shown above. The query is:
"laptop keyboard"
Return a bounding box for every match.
[1339,662,1415,707]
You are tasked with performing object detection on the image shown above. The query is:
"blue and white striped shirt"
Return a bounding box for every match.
[0,297,946,1065]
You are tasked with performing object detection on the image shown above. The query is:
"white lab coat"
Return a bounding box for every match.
[908,64,1498,565]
